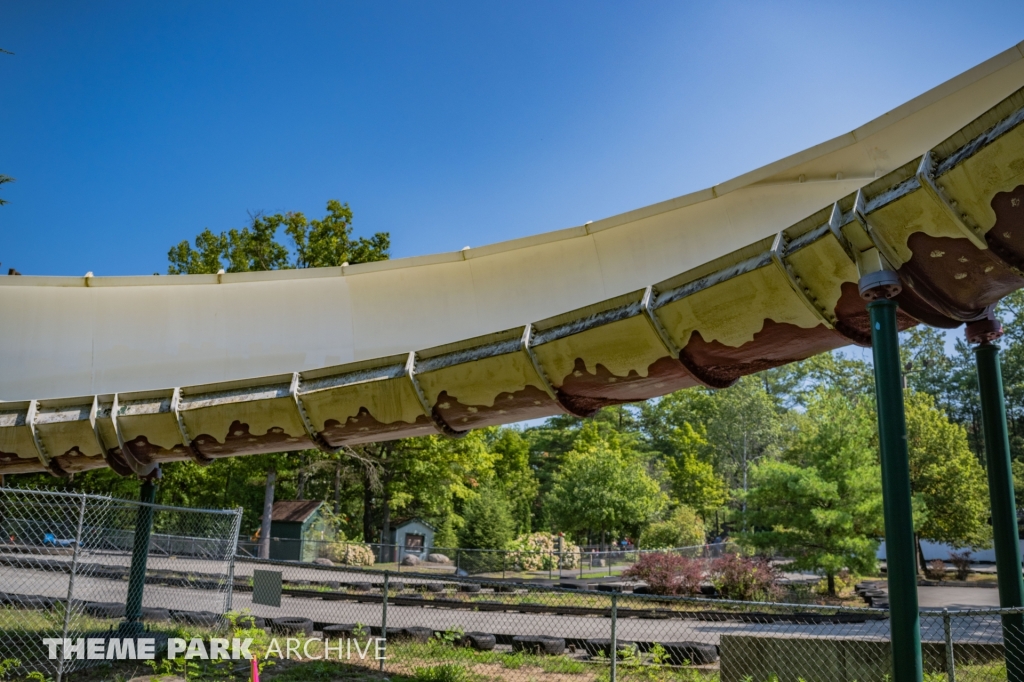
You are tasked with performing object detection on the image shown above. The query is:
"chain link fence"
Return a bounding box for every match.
[0,487,242,681]
[2,488,1023,682]
[226,556,1024,682]
[236,538,737,579]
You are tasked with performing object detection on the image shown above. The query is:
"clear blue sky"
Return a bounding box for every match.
[2,2,1023,277]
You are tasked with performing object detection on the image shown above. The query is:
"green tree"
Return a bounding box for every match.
[641,376,784,509]
[487,428,540,535]
[167,200,389,274]
[546,425,665,547]
[904,391,991,555]
[743,389,884,595]
[662,423,727,516]
[457,485,514,550]
[638,505,706,549]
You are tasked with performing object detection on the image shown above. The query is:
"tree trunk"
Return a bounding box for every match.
[381,495,391,564]
[361,468,374,543]
[296,453,307,500]
[827,572,836,597]
[333,460,342,515]
[258,469,276,559]
[222,461,232,507]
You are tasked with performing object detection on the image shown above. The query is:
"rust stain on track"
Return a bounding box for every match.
[191,421,313,458]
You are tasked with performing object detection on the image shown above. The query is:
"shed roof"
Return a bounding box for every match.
[392,517,436,532]
[261,500,323,523]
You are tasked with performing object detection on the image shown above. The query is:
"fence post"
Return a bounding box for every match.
[943,609,955,682]
[121,477,158,637]
[225,507,243,613]
[549,551,553,580]
[456,549,461,574]
[380,571,389,672]
[610,592,618,682]
[56,493,88,682]
[502,552,506,580]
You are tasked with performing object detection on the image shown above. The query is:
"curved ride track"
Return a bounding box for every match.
[4,43,1024,478]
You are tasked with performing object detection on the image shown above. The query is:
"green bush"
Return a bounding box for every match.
[638,506,705,549]
[506,532,580,570]
[327,542,375,566]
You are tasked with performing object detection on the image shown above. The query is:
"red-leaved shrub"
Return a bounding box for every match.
[622,552,705,596]
[709,554,781,601]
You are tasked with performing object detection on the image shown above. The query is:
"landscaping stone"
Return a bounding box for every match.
[401,555,421,566]
[427,553,451,564]
[313,557,334,566]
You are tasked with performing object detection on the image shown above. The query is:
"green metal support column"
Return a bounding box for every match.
[119,476,158,636]
[968,315,1024,682]
[863,270,923,682]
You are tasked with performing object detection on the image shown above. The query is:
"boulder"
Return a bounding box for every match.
[401,555,421,566]
[427,553,451,564]
[313,557,334,566]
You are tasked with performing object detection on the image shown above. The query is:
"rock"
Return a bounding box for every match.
[427,553,451,564]
[401,555,421,566]
[313,557,334,566]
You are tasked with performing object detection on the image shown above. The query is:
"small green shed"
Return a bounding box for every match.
[261,500,328,563]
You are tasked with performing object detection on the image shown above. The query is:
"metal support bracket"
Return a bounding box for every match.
[770,231,835,329]
[170,388,214,465]
[405,352,466,438]
[917,151,989,251]
[828,202,858,263]
[519,324,581,415]
[94,397,133,477]
[290,373,342,453]
[26,400,66,478]
[110,394,159,479]
[640,286,680,356]
[853,189,904,275]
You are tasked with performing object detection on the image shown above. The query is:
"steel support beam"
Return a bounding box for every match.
[967,314,1024,682]
[863,271,922,682]
[119,473,159,636]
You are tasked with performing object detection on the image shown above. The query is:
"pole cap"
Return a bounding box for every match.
[858,270,902,301]
[965,307,1003,345]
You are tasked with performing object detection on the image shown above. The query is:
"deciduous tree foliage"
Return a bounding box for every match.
[546,424,665,545]
[743,389,884,595]
[904,390,990,550]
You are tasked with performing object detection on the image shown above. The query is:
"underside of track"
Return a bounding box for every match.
[4,43,1024,478]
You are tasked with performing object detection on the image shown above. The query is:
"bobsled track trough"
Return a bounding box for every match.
[5,43,1024,479]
